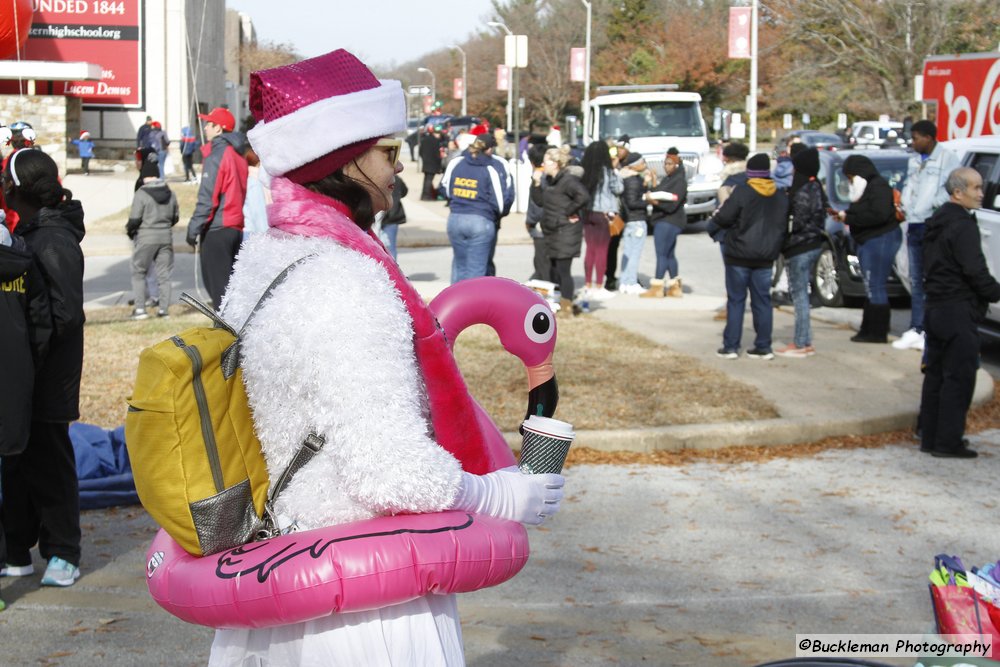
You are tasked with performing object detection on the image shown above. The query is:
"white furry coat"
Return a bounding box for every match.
[220,231,463,531]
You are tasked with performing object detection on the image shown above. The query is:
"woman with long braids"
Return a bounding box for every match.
[579,141,623,300]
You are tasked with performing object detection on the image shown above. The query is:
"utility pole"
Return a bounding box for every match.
[581,0,592,140]
[450,45,467,116]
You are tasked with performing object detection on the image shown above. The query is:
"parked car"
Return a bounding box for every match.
[777,130,847,152]
[942,136,1000,338]
[850,121,905,150]
[808,149,912,307]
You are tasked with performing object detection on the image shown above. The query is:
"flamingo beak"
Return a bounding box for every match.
[524,353,558,424]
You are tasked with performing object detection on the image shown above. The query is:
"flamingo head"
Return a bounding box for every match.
[428,277,559,420]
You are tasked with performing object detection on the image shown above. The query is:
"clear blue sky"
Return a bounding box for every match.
[227,0,499,68]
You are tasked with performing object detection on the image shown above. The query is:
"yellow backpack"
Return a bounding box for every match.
[125,260,322,557]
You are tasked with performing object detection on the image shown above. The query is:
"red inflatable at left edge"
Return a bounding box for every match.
[144,277,561,629]
[0,0,32,60]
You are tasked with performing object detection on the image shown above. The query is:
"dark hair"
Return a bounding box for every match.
[580,141,611,195]
[303,165,376,230]
[722,141,749,160]
[4,149,71,208]
[788,142,807,158]
[910,119,937,138]
[527,143,550,168]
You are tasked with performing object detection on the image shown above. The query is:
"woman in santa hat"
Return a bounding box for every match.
[208,49,565,666]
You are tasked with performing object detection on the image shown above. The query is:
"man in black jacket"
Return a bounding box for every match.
[709,153,788,360]
[419,125,445,200]
[919,167,1000,459]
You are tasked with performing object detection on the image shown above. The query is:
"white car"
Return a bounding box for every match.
[851,120,905,149]
[941,137,1000,336]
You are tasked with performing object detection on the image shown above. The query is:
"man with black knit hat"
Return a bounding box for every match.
[708,153,788,360]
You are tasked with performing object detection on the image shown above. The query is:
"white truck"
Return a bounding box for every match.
[584,85,722,219]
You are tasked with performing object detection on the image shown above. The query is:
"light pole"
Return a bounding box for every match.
[487,20,514,133]
[449,45,467,116]
[580,0,591,142]
[417,66,436,109]
[749,0,758,151]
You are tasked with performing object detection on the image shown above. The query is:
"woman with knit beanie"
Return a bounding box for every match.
[207,49,565,666]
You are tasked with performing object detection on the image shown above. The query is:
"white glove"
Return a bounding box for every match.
[452,466,565,526]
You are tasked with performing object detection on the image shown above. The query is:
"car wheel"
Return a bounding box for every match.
[812,245,843,307]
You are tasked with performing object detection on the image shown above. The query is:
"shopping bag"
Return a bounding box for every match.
[929,583,1000,659]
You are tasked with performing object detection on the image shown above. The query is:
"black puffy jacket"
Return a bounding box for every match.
[843,155,898,245]
[14,200,86,423]
[923,202,1000,316]
[648,168,687,229]
[783,178,827,258]
[619,171,648,222]
[0,239,50,454]
[710,179,788,268]
[530,167,590,260]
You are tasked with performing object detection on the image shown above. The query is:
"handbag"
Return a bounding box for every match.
[608,212,625,237]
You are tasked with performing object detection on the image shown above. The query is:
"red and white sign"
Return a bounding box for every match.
[570,47,586,82]
[728,7,751,59]
[497,65,509,92]
[921,53,1000,140]
[422,95,433,114]
[453,77,464,100]
[0,0,143,108]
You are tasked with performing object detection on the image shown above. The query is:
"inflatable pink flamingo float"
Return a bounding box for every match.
[144,276,560,629]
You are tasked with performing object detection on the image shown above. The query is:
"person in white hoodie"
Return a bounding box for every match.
[896,120,959,351]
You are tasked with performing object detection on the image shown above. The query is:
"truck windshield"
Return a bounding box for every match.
[599,102,704,140]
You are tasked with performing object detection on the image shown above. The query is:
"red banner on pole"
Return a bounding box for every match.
[728,7,751,59]
[453,77,464,100]
[570,47,586,82]
[1,0,144,108]
[496,65,509,92]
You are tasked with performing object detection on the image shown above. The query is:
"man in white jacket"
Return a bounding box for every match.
[896,119,960,351]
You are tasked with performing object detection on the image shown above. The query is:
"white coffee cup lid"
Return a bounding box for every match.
[523,415,575,440]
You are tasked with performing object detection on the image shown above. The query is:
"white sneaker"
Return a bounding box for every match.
[620,283,644,295]
[1,563,34,577]
[892,328,924,350]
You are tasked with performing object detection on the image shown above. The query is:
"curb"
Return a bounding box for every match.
[503,369,994,454]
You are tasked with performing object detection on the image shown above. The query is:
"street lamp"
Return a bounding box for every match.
[449,45,467,116]
[417,66,436,107]
[487,20,514,133]
[580,0,591,140]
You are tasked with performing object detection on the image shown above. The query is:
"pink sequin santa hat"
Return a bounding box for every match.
[247,49,406,184]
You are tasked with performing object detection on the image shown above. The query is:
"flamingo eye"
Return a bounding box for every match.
[524,304,555,344]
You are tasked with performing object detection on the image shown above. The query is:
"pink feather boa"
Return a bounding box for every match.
[266,177,499,475]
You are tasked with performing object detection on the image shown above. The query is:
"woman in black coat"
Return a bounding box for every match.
[530,147,590,315]
[1,149,86,587]
[837,154,901,343]
[645,148,688,297]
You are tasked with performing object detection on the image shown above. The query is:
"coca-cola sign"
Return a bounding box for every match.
[922,54,1000,141]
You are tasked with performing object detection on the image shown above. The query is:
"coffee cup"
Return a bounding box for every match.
[518,415,575,474]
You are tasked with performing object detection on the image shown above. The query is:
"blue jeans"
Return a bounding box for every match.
[447,213,496,283]
[381,223,399,260]
[723,264,773,351]
[156,149,168,179]
[619,221,647,287]
[856,227,902,305]
[652,222,682,280]
[907,223,925,331]
[786,248,821,347]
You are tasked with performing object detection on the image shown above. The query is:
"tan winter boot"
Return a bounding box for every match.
[558,298,574,319]
[639,278,665,298]
[665,276,683,297]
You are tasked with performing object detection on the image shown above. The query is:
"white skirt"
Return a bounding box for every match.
[208,594,464,667]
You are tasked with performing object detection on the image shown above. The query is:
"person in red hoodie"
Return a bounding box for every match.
[185,107,248,307]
